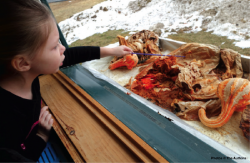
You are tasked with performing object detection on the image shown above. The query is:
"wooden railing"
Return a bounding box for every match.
[40,71,168,162]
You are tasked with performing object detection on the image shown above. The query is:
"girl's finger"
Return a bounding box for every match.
[40,111,49,122]
[45,117,53,130]
[39,110,46,121]
[123,46,133,52]
[41,106,48,111]
[49,119,53,126]
[44,114,52,124]
[40,106,48,119]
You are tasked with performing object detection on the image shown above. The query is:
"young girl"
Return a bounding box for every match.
[0,0,132,161]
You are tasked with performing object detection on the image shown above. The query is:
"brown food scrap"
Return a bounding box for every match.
[220,49,243,80]
[109,30,162,70]
[175,99,221,121]
[240,105,250,141]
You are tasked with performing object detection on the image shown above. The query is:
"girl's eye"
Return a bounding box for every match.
[54,44,59,49]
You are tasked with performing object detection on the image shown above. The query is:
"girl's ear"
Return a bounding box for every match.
[11,55,31,72]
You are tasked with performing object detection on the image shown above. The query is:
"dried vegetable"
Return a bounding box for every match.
[199,78,250,129]
[109,30,161,70]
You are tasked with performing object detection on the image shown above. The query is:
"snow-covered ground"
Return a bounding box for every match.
[59,0,250,48]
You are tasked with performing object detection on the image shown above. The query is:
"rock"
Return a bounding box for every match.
[149,22,164,35]
[183,26,192,31]
[75,13,83,21]
[155,22,164,29]
[149,26,154,31]
[91,15,97,19]
[200,8,218,17]
[202,28,207,31]
[103,7,108,11]
[128,0,151,13]
[153,29,162,36]
[171,29,176,32]
[177,29,183,33]
[202,18,212,28]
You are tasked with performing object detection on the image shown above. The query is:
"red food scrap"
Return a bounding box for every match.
[130,56,181,111]
[141,74,158,89]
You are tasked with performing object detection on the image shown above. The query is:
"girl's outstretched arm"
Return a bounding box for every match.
[61,45,133,68]
[100,45,133,58]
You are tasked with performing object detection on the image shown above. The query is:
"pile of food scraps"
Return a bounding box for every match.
[108,30,250,141]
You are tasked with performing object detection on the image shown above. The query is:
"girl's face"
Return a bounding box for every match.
[30,20,65,75]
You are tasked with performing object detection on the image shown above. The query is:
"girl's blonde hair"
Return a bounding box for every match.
[0,0,55,75]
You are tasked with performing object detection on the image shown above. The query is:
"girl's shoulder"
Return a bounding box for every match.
[0,77,41,113]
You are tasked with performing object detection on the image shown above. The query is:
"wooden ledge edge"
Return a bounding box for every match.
[41,100,85,163]
[52,70,168,163]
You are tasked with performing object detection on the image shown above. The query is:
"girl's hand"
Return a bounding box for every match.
[100,45,133,58]
[36,106,53,142]
[112,45,133,57]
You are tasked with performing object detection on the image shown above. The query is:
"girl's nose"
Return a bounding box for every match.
[60,44,66,55]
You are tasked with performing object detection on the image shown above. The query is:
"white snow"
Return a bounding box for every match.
[235,41,250,49]
[59,0,250,49]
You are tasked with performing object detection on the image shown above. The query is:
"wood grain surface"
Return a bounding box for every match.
[41,100,84,162]
[39,71,168,163]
